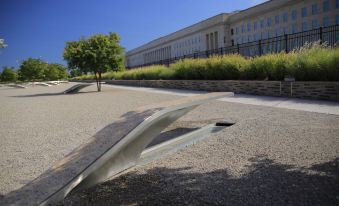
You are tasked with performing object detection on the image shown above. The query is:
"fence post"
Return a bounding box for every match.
[237,43,240,54]
[258,40,262,56]
[319,27,323,44]
[284,34,288,53]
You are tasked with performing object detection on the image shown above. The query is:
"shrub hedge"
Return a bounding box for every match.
[73,45,339,81]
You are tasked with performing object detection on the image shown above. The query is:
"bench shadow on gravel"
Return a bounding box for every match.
[64,156,339,206]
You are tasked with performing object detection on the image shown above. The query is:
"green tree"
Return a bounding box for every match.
[44,63,68,80]
[1,67,17,82]
[63,32,125,91]
[18,58,46,81]
[0,39,7,49]
[54,64,69,79]
[69,69,82,78]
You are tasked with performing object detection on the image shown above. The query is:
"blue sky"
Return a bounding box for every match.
[0,0,267,69]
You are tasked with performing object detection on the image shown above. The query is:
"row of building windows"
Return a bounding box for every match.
[206,31,219,50]
[233,16,339,45]
[174,36,201,49]
[175,47,201,57]
[144,46,171,63]
[232,0,339,35]
[237,33,339,57]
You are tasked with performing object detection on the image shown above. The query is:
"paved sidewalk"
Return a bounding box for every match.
[104,84,339,115]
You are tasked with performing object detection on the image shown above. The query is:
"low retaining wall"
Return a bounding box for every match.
[103,80,339,101]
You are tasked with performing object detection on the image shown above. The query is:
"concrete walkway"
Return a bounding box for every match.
[104,84,339,115]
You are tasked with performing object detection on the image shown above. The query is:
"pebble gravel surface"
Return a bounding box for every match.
[0,83,338,205]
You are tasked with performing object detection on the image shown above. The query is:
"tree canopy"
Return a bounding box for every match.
[1,67,17,82]
[17,58,68,81]
[18,58,46,81]
[44,63,68,80]
[63,32,125,91]
[0,39,7,49]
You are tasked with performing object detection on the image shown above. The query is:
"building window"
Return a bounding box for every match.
[301,7,307,17]
[283,12,288,22]
[231,39,234,46]
[236,27,239,34]
[292,24,298,33]
[254,33,259,41]
[337,0,339,8]
[260,19,264,28]
[284,26,289,34]
[302,22,308,31]
[336,14,339,24]
[312,4,318,15]
[323,0,330,12]
[214,31,218,49]
[231,28,234,35]
[312,19,319,29]
[292,10,297,20]
[242,36,246,43]
[268,31,272,38]
[210,33,214,50]
[247,22,251,32]
[248,35,252,42]
[275,15,279,24]
[275,28,280,36]
[254,21,258,30]
[206,34,209,50]
[267,17,272,27]
[262,32,267,39]
[242,24,245,33]
[323,16,330,27]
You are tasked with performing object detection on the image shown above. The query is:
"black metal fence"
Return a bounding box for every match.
[127,24,339,69]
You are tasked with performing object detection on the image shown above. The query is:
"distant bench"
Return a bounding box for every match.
[63,83,93,94]
[1,92,232,206]
[5,84,27,89]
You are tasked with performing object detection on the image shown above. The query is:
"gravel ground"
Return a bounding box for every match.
[0,83,338,205]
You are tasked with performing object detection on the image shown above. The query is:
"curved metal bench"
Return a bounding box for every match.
[34,82,52,87]
[6,84,27,89]
[1,92,232,206]
[46,82,59,86]
[63,83,93,94]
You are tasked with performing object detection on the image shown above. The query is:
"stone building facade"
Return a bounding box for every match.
[126,0,339,68]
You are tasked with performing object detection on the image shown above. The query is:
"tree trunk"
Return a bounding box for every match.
[94,73,99,92]
[98,72,102,92]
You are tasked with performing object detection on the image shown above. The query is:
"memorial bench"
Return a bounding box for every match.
[63,83,93,94]
[34,82,52,87]
[5,84,27,89]
[1,92,232,206]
